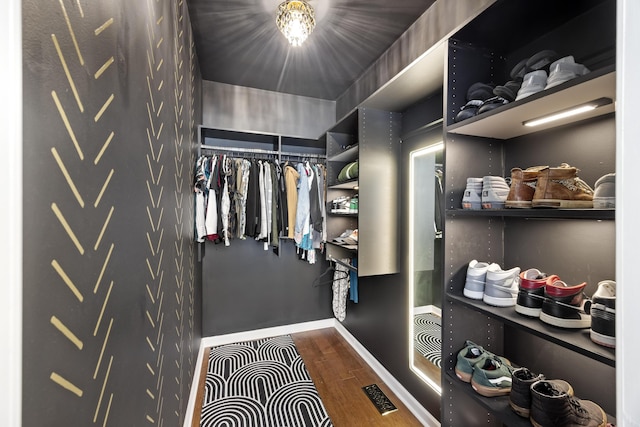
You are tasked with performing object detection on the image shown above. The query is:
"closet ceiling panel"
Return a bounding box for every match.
[186,0,436,100]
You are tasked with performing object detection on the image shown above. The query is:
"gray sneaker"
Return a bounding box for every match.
[464,260,500,300]
[462,177,483,210]
[481,176,510,209]
[483,266,521,307]
[593,173,615,209]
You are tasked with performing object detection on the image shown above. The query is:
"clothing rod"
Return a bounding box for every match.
[200,144,326,159]
[330,256,358,272]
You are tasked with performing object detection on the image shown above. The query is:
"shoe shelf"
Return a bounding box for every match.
[445,370,617,427]
[326,241,357,252]
[327,144,358,163]
[446,291,615,367]
[445,372,532,427]
[329,179,359,190]
[446,65,615,140]
[445,208,615,220]
[328,212,358,217]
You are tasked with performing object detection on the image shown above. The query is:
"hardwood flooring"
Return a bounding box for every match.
[191,327,425,427]
[413,350,442,389]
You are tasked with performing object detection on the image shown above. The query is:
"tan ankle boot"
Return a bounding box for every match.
[532,163,594,208]
[505,166,547,208]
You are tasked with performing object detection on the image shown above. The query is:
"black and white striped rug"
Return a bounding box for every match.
[414,313,442,368]
[200,335,333,427]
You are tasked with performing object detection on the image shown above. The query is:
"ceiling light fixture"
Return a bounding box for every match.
[276,0,316,47]
[523,97,613,127]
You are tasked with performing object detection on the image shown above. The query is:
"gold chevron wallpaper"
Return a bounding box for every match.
[22,0,202,425]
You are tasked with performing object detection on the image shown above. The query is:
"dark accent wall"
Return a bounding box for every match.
[202,239,333,336]
[22,0,202,426]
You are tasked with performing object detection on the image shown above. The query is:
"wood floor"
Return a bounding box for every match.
[191,327,425,427]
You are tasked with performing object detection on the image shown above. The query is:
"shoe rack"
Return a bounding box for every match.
[324,107,402,276]
[441,0,616,425]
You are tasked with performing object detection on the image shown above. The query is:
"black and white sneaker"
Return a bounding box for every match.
[540,278,591,329]
[590,280,616,348]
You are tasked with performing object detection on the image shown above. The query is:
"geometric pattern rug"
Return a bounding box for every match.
[200,335,333,427]
[413,312,442,368]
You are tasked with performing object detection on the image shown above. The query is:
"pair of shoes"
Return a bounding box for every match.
[505,163,594,209]
[464,260,520,307]
[509,367,573,418]
[530,380,607,427]
[593,173,615,209]
[331,195,357,213]
[515,55,589,101]
[590,280,616,348]
[462,176,510,210]
[515,269,592,328]
[455,340,514,397]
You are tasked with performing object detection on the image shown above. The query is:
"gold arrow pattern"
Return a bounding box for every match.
[24,0,199,425]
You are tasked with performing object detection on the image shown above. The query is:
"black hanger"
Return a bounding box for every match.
[312,265,348,287]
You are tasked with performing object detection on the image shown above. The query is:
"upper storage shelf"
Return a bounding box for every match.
[447,66,615,139]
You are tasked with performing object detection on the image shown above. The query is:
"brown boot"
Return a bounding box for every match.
[506,166,547,208]
[509,367,574,418]
[530,380,606,427]
[532,163,594,208]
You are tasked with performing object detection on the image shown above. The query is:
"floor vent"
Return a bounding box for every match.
[362,383,398,416]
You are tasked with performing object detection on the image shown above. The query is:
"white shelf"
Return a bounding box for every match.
[448,66,616,140]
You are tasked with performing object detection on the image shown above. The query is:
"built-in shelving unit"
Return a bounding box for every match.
[441,0,617,425]
[324,107,401,276]
[447,66,616,139]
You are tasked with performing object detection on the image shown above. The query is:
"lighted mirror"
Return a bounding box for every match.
[409,141,444,394]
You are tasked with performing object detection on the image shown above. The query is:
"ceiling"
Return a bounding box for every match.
[186,0,437,100]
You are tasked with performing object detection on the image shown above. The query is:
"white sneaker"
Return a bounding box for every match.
[481,176,510,209]
[545,56,590,89]
[464,260,501,300]
[515,70,548,101]
[483,266,521,307]
[462,177,483,210]
[590,280,616,348]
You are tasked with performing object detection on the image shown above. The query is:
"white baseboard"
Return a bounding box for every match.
[183,318,440,427]
[333,321,440,427]
[414,305,442,316]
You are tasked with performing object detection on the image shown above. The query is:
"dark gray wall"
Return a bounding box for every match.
[202,239,333,336]
[22,0,202,425]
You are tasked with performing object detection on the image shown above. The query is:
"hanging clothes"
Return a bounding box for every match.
[294,162,310,245]
[205,156,218,238]
[284,163,299,239]
[245,159,260,238]
[332,259,351,322]
[193,153,327,264]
